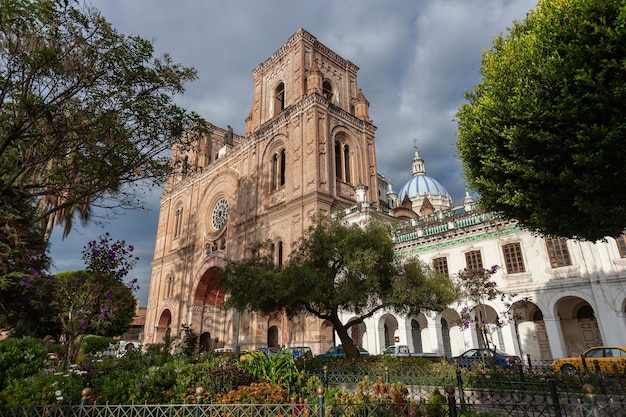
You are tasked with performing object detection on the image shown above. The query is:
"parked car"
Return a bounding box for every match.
[383,345,444,361]
[256,346,281,356]
[317,345,370,358]
[289,346,313,360]
[450,348,521,369]
[552,346,626,375]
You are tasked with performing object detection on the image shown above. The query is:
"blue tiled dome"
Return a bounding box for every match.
[397,175,450,202]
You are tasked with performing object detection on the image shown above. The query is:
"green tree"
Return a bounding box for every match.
[456,266,526,350]
[22,233,138,365]
[0,190,50,331]
[0,0,208,242]
[456,0,626,241]
[221,214,457,359]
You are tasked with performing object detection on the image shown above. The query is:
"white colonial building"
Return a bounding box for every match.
[339,147,626,360]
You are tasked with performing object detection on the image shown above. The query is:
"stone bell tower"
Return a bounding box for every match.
[145,29,379,354]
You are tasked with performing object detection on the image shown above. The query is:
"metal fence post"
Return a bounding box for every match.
[196,387,204,417]
[445,385,457,417]
[323,365,328,386]
[592,360,606,394]
[384,366,389,384]
[547,374,562,417]
[80,387,91,417]
[583,384,600,417]
[526,354,532,372]
[317,385,325,417]
[455,367,466,412]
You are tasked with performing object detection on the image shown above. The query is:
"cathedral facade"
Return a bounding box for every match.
[145,29,626,359]
[144,29,378,353]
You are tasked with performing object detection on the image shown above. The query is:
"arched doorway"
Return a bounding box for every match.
[379,314,399,349]
[194,267,225,306]
[441,318,451,358]
[441,309,462,357]
[193,267,225,348]
[411,320,422,353]
[511,300,552,360]
[268,325,280,347]
[556,296,602,356]
[199,332,211,353]
[411,313,429,353]
[471,304,500,350]
[347,318,367,350]
[157,309,172,343]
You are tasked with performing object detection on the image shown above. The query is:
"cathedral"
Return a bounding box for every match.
[144,29,626,359]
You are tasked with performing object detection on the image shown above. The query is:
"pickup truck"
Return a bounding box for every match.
[317,345,370,358]
[383,345,443,361]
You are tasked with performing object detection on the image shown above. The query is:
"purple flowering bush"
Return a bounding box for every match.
[456,265,529,351]
[21,234,139,366]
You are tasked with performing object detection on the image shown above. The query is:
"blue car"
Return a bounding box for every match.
[317,345,370,358]
[450,348,521,369]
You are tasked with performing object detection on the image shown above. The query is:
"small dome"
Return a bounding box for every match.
[397,175,451,201]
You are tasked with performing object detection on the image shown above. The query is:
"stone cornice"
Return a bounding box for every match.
[253,29,359,77]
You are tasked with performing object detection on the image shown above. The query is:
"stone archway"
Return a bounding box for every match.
[379,313,399,349]
[192,266,226,348]
[511,300,552,361]
[441,309,462,357]
[156,309,172,343]
[346,318,367,351]
[199,332,211,353]
[472,304,500,350]
[268,325,280,347]
[411,313,429,353]
[556,296,602,356]
[194,266,225,306]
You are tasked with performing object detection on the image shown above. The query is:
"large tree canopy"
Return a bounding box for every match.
[220,215,458,359]
[456,0,626,241]
[0,0,207,240]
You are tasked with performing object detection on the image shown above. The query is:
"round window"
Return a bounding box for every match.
[211,198,229,231]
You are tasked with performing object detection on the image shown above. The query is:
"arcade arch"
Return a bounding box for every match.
[555,296,602,356]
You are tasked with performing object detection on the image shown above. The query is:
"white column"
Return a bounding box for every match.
[428,316,443,355]
[543,315,566,358]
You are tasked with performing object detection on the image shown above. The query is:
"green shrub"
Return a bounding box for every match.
[239,349,300,389]
[0,370,85,405]
[82,335,114,355]
[0,337,46,390]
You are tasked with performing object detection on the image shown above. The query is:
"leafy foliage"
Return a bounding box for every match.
[0,337,46,391]
[456,0,626,240]
[81,335,114,355]
[221,214,457,359]
[0,191,50,331]
[238,349,301,389]
[0,0,208,241]
[20,233,138,364]
[456,265,528,352]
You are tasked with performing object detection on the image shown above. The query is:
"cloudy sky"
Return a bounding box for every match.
[48,0,538,306]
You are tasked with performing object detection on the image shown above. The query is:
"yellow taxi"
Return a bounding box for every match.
[552,346,626,375]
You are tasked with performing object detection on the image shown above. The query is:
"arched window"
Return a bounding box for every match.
[270,148,286,191]
[334,139,351,183]
[323,80,333,102]
[277,240,283,266]
[166,275,174,298]
[274,82,285,115]
[174,206,184,238]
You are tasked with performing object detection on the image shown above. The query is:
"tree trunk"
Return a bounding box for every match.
[330,314,360,359]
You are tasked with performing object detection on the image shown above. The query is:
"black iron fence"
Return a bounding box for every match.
[2,359,625,417]
[0,385,619,417]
